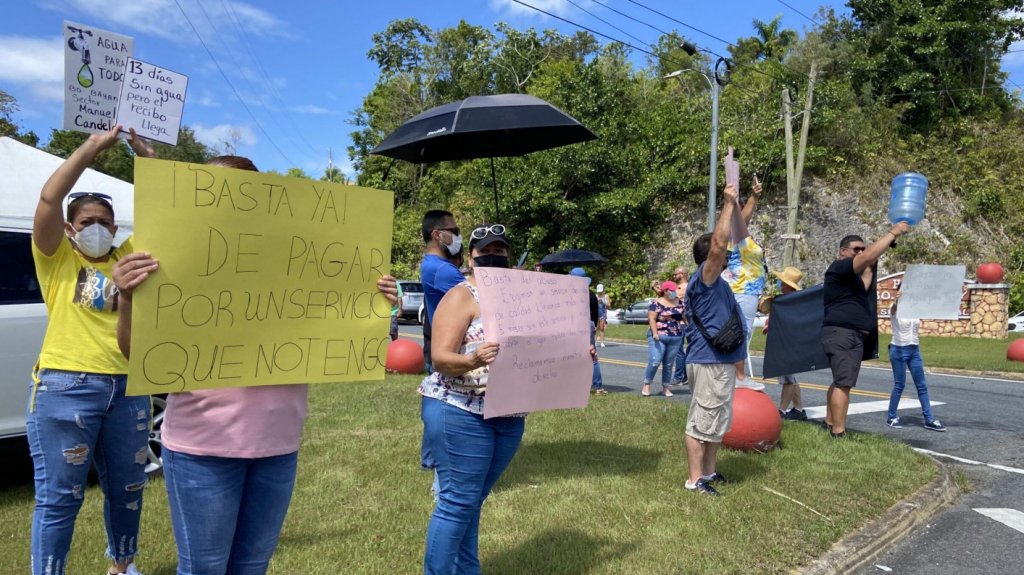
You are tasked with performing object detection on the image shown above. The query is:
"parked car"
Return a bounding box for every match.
[1010,311,1024,333]
[618,299,655,324]
[397,280,424,323]
[0,219,166,474]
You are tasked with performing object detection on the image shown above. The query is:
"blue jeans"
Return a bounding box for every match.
[421,397,525,575]
[672,335,688,382]
[887,344,934,421]
[644,334,683,384]
[590,321,603,390]
[26,370,151,573]
[164,449,298,575]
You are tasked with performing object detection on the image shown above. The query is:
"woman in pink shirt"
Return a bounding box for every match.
[113,156,400,575]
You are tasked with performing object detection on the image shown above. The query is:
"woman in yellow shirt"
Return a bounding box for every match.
[28,124,152,575]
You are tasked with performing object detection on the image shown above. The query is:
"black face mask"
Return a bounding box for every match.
[473,254,510,269]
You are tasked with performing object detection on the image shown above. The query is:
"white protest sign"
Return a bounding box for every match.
[897,264,967,320]
[63,21,133,135]
[115,58,188,145]
[475,268,592,419]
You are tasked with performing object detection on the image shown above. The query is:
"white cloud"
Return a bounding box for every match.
[191,122,257,150]
[195,92,220,107]
[489,0,573,18]
[287,104,338,115]
[43,0,291,42]
[0,36,65,102]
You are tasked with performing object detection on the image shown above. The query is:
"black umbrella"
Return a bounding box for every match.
[538,249,608,268]
[371,94,597,221]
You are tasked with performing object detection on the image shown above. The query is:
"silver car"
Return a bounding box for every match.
[618,299,655,324]
[398,280,424,323]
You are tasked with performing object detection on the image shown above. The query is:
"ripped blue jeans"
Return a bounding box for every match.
[26,369,151,574]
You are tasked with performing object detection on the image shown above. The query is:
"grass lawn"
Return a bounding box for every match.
[606,325,1024,374]
[0,375,937,574]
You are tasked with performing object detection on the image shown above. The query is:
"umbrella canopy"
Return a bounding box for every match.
[371,94,597,164]
[539,249,608,267]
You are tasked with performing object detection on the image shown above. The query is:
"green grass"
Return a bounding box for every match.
[0,375,937,575]
[606,325,1024,374]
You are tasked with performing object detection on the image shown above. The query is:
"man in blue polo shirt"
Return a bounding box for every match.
[683,183,747,496]
[420,210,464,323]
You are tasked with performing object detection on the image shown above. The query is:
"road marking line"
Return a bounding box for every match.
[912,448,1024,475]
[802,399,946,420]
[974,508,1024,533]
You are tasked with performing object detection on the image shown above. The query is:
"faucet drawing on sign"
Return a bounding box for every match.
[67,25,94,88]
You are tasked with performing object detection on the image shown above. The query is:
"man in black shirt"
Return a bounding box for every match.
[822,221,909,437]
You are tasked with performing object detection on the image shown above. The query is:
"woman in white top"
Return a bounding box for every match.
[886,299,946,431]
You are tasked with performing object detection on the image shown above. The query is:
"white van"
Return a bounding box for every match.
[0,137,163,473]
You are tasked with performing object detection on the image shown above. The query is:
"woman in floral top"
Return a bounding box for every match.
[418,224,525,575]
[642,280,687,397]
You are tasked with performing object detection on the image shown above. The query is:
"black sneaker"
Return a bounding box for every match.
[787,409,808,421]
[886,417,903,429]
[923,420,947,432]
[703,472,728,484]
[685,478,721,496]
[817,420,832,432]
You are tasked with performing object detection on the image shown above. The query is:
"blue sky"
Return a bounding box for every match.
[2,1,1022,178]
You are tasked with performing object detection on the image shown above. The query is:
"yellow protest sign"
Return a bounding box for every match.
[126,158,393,395]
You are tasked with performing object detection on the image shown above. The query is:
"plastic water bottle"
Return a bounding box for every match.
[888,172,928,225]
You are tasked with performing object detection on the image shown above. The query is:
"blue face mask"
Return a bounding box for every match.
[776,280,783,292]
[665,290,677,300]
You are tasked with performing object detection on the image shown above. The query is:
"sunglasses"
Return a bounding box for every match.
[434,226,460,236]
[845,246,866,253]
[69,192,113,203]
[470,224,505,240]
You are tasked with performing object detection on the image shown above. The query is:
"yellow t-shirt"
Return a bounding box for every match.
[32,236,134,374]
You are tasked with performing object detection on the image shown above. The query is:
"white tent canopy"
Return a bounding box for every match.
[0,136,134,236]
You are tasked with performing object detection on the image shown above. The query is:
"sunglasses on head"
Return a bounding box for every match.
[69,192,113,203]
[470,224,505,240]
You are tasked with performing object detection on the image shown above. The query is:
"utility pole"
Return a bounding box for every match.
[707,79,721,232]
[782,61,817,268]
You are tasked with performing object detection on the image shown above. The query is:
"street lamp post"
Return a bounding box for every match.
[665,43,731,232]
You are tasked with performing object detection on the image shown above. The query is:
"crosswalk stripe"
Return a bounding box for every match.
[913,448,1024,475]
[974,509,1024,534]
[802,399,946,420]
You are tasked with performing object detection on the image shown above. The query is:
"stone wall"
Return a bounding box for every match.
[878,284,1009,339]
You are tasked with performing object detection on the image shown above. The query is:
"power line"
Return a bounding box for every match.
[625,0,734,48]
[219,0,322,156]
[564,0,652,49]
[776,0,819,25]
[172,0,296,166]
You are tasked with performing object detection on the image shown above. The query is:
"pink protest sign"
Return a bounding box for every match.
[474,267,592,419]
[724,146,748,243]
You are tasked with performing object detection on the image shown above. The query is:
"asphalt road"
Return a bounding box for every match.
[401,323,1024,575]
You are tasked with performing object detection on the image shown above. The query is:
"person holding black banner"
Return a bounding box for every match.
[418,224,525,575]
[112,155,400,575]
[682,183,747,497]
[822,224,909,437]
[27,124,154,575]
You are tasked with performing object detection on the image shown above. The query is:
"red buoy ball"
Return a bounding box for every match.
[1008,339,1024,363]
[386,339,425,374]
[722,388,783,452]
[977,262,1004,284]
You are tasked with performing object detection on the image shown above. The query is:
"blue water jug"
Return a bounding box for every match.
[888,172,928,225]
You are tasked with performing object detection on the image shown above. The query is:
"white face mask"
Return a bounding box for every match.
[69,223,114,258]
[445,232,463,256]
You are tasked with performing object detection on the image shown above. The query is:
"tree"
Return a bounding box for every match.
[730,16,798,64]
[150,127,214,164]
[285,167,311,179]
[832,0,1024,130]
[322,165,347,184]
[44,129,134,182]
[0,90,39,147]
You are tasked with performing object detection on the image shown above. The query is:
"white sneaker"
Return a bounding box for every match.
[109,564,144,575]
[735,378,765,391]
[600,342,605,348]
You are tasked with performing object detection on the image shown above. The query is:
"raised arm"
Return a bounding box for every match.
[741,175,762,225]
[34,124,124,256]
[701,184,738,285]
[851,221,910,274]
